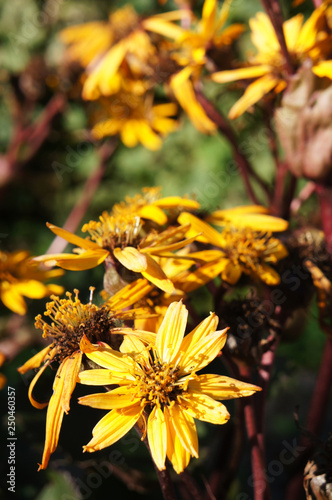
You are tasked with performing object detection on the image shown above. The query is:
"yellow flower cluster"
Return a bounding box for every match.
[57,0,332,145]
[18,187,290,472]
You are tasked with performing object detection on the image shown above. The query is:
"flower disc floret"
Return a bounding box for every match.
[82,213,142,251]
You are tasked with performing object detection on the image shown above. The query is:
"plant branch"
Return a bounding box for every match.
[285,336,332,499]
[46,139,117,255]
[135,424,177,500]
[195,90,272,204]
[260,0,294,75]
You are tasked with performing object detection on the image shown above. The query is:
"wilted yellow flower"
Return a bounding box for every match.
[111,186,200,225]
[18,288,154,470]
[0,250,64,315]
[212,5,332,118]
[78,301,261,473]
[178,212,288,286]
[92,94,178,150]
[34,215,197,293]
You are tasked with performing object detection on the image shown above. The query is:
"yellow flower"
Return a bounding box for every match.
[78,301,261,473]
[173,0,244,68]
[168,0,244,133]
[34,215,197,293]
[212,5,331,118]
[206,205,289,232]
[0,250,64,315]
[92,93,178,150]
[177,213,288,286]
[61,6,183,101]
[111,186,200,225]
[18,288,154,470]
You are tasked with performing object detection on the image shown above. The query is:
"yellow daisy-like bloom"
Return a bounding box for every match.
[212,5,332,118]
[78,301,261,473]
[61,5,183,101]
[168,0,244,133]
[177,213,288,287]
[0,250,64,315]
[92,93,178,150]
[111,186,200,226]
[34,215,197,293]
[18,288,154,470]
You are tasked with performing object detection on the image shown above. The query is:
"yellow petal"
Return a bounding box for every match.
[164,406,191,474]
[313,61,332,79]
[143,17,184,40]
[177,259,229,292]
[228,74,280,119]
[136,121,162,151]
[180,392,230,424]
[188,374,261,399]
[154,197,200,211]
[78,368,132,385]
[283,14,304,52]
[147,406,167,470]
[180,313,219,354]
[138,205,168,225]
[179,328,228,374]
[54,249,108,270]
[178,212,224,246]
[202,0,217,37]
[170,68,216,134]
[84,348,137,374]
[61,351,82,413]
[80,335,137,374]
[156,301,188,364]
[46,223,98,250]
[256,264,281,285]
[113,247,148,272]
[169,404,198,457]
[221,262,242,284]
[39,355,79,470]
[0,285,27,315]
[28,361,53,410]
[79,386,140,409]
[212,65,271,84]
[18,345,53,374]
[82,42,127,100]
[141,254,174,293]
[107,278,153,310]
[84,406,141,452]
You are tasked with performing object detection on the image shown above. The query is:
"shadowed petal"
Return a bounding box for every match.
[148,406,167,470]
[169,404,198,457]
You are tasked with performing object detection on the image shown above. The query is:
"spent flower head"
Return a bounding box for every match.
[18,287,153,470]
